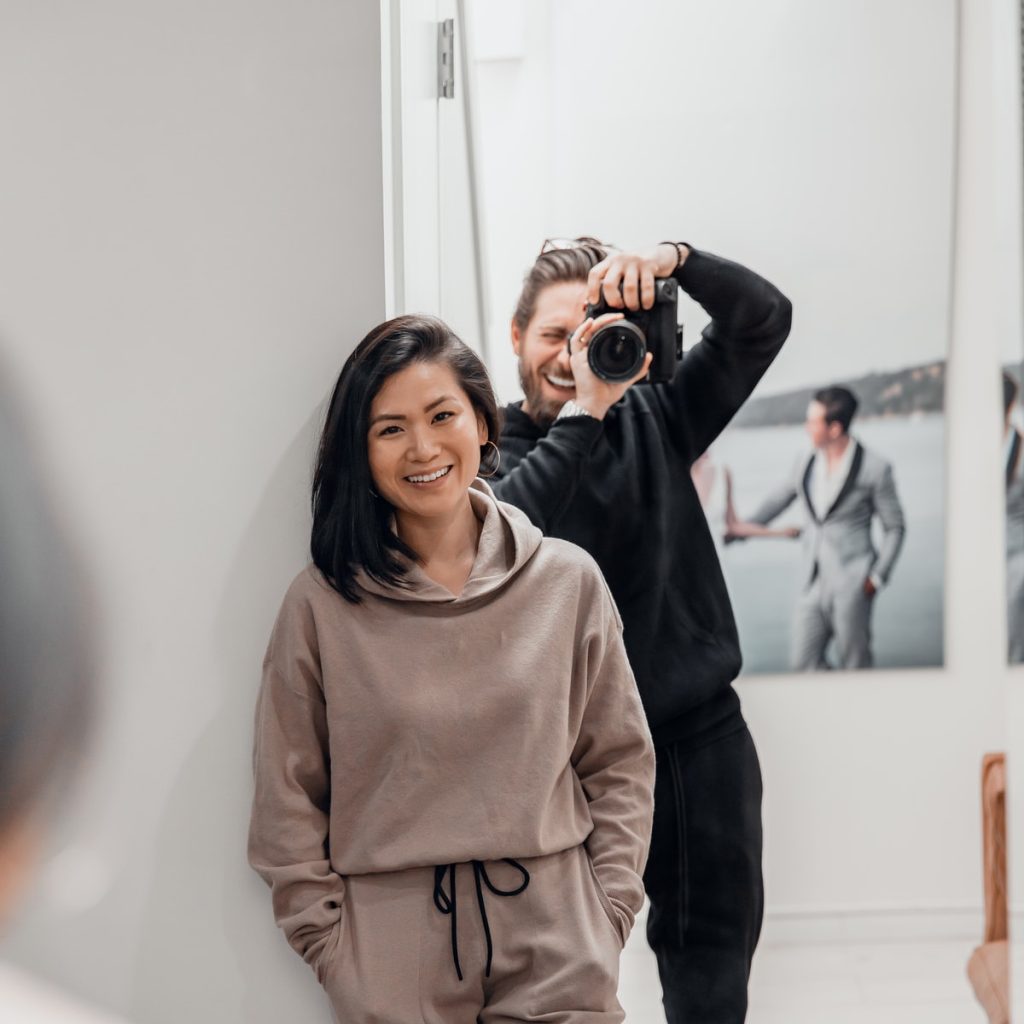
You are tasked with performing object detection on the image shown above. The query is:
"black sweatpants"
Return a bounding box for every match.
[642,721,764,1024]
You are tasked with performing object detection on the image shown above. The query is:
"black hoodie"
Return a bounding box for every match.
[491,247,793,746]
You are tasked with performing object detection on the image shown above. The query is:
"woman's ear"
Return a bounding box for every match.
[477,413,489,446]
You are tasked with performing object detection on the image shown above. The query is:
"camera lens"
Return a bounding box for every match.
[588,322,646,382]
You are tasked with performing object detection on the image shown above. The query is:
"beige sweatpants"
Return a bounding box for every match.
[315,844,625,1023]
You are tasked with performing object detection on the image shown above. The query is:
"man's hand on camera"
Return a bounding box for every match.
[566,314,654,420]
[587,243,688,311]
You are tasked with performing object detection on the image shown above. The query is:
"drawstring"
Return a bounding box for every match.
[432,859,530,981]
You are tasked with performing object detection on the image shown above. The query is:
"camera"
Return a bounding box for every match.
[582,277,683,384]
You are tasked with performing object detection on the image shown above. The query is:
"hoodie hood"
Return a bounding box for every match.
[355,478,544,605]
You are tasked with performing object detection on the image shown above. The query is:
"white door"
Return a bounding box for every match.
[384,0,488,358]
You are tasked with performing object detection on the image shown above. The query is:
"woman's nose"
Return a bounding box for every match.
[407,428,440,460]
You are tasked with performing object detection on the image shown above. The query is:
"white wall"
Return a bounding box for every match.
[743,0,1002,930]
[464,0,1019,945]
[469,0,958,406]
[0,2,385,1021]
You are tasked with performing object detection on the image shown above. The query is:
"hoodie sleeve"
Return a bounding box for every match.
[247,591,345,977]
[654,247,792,465]
[570,573,656,945]
[490,417,605,533]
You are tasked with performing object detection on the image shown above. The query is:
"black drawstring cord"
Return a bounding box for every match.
[432,858,531,981]
[433,864,463,980]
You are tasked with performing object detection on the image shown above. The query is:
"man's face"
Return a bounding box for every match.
[511,281,588,425]
[805,400,843,448]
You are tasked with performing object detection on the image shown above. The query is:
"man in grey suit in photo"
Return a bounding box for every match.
[1002,372,1024,664]
[743,387,906,670]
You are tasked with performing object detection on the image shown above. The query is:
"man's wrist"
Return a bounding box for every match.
[657,241,690,275]
[556,399,598,421]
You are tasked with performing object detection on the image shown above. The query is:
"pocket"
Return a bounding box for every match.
[583,851,624,948]
[315,912,345,986]
[644,744,688,949]
[676,604,717,646]
[836,529,872,562]
[663,577,720,646]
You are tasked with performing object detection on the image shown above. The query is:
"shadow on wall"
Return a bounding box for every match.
[128,407,334,1024]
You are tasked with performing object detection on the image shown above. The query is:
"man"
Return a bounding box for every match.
[490,238,791,1023]
[745,386,905,671]
[1003,372,1024,663]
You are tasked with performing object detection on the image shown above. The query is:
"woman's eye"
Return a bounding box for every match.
[434,411,455,423]
[378,425,401,436]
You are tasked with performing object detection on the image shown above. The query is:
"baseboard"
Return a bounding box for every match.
[758,902,985,945]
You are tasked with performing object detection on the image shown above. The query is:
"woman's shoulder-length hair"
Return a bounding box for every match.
[311,313,502,603]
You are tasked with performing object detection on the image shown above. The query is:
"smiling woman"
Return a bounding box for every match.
[368,361,492,597]
[309,314,501,603]
[247,312,656,1022]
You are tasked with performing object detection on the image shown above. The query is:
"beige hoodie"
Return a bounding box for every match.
[248,481,655,969]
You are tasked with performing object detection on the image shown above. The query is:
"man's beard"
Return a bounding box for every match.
[519,361,572,428]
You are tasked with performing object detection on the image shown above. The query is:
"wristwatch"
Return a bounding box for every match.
[555,400,596,421]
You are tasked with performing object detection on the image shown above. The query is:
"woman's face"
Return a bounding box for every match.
[367,360,488,523]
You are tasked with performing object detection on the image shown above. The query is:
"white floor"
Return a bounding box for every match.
[619,927,988,1023]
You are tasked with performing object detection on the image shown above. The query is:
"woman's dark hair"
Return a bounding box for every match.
[311,314,502,603]
[512,237,609,333]
[813,385,859,434]
[0,375,94,837]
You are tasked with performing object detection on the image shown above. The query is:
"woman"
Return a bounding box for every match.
[247,315,655,1022]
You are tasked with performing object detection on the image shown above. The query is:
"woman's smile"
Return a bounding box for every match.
[404,464,453,487]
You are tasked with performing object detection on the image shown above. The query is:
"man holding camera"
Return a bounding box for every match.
[489,239,792,1023]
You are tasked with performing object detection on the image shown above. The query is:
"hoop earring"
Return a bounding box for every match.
[478,440,501,478]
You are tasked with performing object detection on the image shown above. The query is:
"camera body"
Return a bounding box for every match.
[584,277,683,384]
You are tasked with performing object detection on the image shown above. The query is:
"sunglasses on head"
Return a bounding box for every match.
[537,236,609,258]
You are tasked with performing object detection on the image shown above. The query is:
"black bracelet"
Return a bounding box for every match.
[659,240,686,272]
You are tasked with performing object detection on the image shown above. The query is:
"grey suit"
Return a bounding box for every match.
[1005,430,1024,663]
[750,442,906,670]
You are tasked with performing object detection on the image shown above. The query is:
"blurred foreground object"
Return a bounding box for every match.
[0,371,129,1021]
[966,752,1009,1024]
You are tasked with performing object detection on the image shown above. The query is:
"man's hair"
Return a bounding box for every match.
[311,314,502,603]
[813,386,859,433]
[1004,371,1020,416]
[0,373,94,837]
[512,237,609,333]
